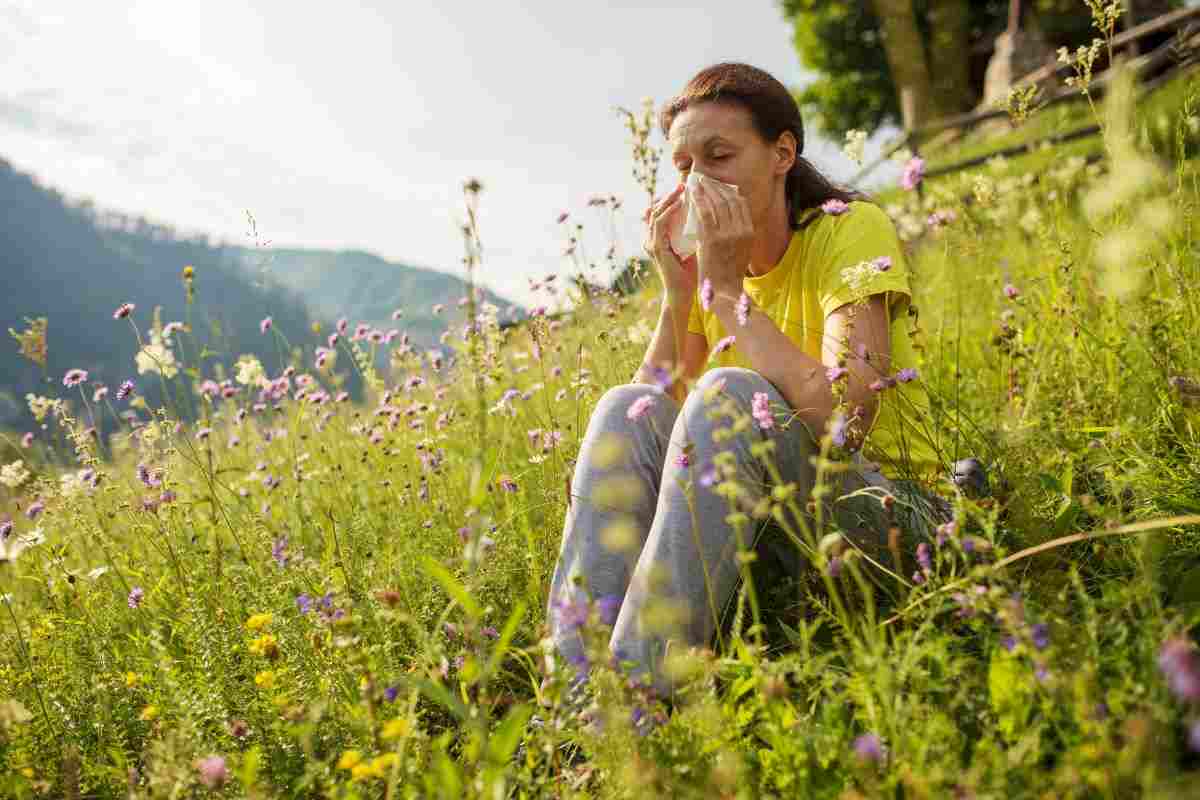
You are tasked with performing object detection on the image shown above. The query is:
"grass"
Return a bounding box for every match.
[2,37,1200,800]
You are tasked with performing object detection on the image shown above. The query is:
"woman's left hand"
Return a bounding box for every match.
[692,179,755,297]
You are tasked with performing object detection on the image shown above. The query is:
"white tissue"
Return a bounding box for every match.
[669,171,740,259]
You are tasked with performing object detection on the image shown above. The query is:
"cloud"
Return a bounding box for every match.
[0,92,93,142]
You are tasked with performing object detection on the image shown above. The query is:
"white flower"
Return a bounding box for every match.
[234,355,266,387]
[0,460,31,489]
[25,394,60,422]
[843,129,867,166]
[136,339,178,379]
[1,527,43,564]
[59,469,92,498]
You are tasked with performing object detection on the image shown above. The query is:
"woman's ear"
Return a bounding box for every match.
[775,130,798,177]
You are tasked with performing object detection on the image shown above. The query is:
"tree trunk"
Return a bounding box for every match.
[926,0,973,116]
[871,0,939,131]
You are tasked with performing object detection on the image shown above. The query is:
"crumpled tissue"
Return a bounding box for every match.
[668,171,741,259]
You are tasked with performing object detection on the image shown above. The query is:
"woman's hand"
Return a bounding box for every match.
[692,179,754,297]
[642,182,698,302]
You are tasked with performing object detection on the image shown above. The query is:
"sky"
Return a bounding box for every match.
[0,0,902,309]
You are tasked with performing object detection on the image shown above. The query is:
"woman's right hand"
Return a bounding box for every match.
[642,182,698,302]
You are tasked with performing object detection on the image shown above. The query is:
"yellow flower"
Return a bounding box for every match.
[337,750,362,770]
[139,704,159,721]
[248,634,279,659]
[350,762,374,782]
[182,265,195,280]
[124,671,141,688]
[370,753,398,775]
[254,670,276,690]
[245,613,273,632]
[381,717,411,740]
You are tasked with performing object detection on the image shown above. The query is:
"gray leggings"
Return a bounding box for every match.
[547,367,946,696]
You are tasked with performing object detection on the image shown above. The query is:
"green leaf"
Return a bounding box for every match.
[488,703,533,765]
[987,649,1032,741]
[421,556,482,619]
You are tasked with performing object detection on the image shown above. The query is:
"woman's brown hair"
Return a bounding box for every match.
[659,62,870,231]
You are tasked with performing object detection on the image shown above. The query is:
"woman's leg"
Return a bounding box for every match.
[546,383,680,672]
[608,367,866,695]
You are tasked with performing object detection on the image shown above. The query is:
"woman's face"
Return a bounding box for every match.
[667,101,794,232]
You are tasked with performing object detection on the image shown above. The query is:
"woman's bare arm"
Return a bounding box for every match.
[632,294,707,405]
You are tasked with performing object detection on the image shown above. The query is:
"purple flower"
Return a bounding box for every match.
[916,542,931,572]
[936,519,957,546]
[194,427,212,441]
[113,302,135,320]
[675,451,691,468]
[384,685,400,702]
[553,594,590,631]
[895,367,918,383]
[117,380,135,400]
[626,394,657,422]
[821,198,849,215]
[827,556,842,578]
[128,586,145,609]
[871,256,892,272]
[272,536,289,568]
[694,277,714,312]
[1031,623,1050,651]
[597,594,622,626]
[196,755,229,790]
[751,391,774,430]
[1004,284,1020,300]
[735,292,751,326]
[21,432,33,448]
[830,415,848,448]
[900,156,925,191]
[698,463,718,488]
[1159,637,1200,702]
[25,499,44,520]
[482,626,500,640]
[712,335,736,356]
[648,365,673,391]
[260,316,272,334]
[1001,635,1017,652]
[63,369,88,388]
[296,594,313,614]
[853,733,884,762]
[1189,719,1200,754]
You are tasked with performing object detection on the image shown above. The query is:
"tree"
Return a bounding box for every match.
[777,0,1181,139]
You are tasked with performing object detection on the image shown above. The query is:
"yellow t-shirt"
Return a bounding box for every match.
[686,200,941,482]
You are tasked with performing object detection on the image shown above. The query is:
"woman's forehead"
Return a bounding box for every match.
[668,104,753,147]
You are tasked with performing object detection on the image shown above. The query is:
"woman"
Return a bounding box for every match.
[547,62,945,697]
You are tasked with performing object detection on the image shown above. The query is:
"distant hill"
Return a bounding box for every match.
[226,247,515,351]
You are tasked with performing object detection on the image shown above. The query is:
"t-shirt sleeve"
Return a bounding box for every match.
[686,289,705,336]
[817,202,914,318]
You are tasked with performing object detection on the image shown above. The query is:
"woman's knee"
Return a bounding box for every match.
[589,383,676,434]
[693,367,775,403]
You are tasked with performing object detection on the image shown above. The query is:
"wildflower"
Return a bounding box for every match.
[63,368,88,388]
[25,499,44,520]
[194,427,212,441]
[916,542,931,572]
[853,733,884,762]
[497,475,518,493]
[128,587,145,608]
[482,625,500,639]
[712,335,736,356]
[895,367,918,383]
[1003,283,1020,299]
[1031,623,1050,651]
[140,704,159,721]
[553,594,590,631]
[830,414,848,448]
[382,717,411,740]
[827,556,843,577]
[136,340,178,378]
[234,355,266,387]
[821,198,849,215]
[1190,719,1200,754]
[700,278,714,311]
[272,536,288,568]
[0,460,30,489]
[872,256,892,272]
[296,594,313,614]
[626,394,657,421]
[927,209,956,227]
[20,432,33,448]
[1159,637,1200,702]
[248,633,279,659]
[751,392,774,430]
[900,156,925,191]
[675,451,691,468]
[254,670,276,689]
[116,380,135,400]
[597,594,622,626]
[196,755,228,789]
[162,321,186,342]
[735,292,751,326]
[113,302,135,319]
[842,129,867,165]
[90,385,109,403]
[260,316,272,334]
[383,685,400,702]
[245,613,273,632]
[826,366,848,383]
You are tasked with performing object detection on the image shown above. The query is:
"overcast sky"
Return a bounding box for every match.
[1,0,902,308]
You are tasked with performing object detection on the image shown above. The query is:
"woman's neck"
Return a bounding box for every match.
[746,196,793,278]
